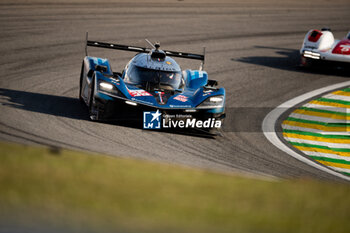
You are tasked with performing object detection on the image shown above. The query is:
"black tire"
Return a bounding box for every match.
[88,76,99,121]
[79,61,85,104]
[301,55,313,68]
[207,117,224,135]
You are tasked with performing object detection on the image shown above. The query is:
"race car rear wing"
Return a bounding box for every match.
[85,32,206,70]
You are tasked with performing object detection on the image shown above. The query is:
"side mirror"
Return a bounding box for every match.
[207,80,218,87]
[113,72,122,78]
[95,65,108,73]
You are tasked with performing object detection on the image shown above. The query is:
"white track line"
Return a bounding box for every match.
[323,93,350,102]
[262,81,350,181]
[289,113,347,123]
[284,137,350,148]
[282,124,350,135]
[303,103,349,113]
[328,166,350,174]
[281,124,329,134]
[301,151,350,162]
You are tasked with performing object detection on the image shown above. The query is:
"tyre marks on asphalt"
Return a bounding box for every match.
[282,87,350,176]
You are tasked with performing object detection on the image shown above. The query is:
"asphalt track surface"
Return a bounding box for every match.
[1,0,350,181]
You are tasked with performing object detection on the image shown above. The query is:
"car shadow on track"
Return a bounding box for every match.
[0,88,90,121]
[234,46,350,77]
[0,88,216,138]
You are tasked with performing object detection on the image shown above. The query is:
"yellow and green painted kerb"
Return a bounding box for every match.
[282,87,350,176]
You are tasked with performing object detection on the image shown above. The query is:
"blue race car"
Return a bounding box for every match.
[79,34,225,133]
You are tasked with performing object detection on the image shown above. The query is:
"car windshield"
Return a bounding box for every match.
[126,65,182,90]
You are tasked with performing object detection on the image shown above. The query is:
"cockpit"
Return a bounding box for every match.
[124,64,182,90]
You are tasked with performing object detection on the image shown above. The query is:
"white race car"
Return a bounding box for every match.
[300,28,350,67]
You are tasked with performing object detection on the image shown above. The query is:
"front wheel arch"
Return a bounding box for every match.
[88,75,99,121]
[79,61,85,103]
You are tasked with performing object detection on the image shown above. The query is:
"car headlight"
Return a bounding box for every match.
[99,82,113,90]
[197,95,224,109]
[98,81,119,95]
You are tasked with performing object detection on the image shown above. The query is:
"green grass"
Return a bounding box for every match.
[1,142,350,233]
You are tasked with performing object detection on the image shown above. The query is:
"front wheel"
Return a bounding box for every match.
[88,77,99,121]
[300,55,313,68]
[79,62,85,104]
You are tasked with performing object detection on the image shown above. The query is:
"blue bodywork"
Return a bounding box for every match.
[80,51,226,125]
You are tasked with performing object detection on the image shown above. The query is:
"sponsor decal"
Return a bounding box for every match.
[128,89,152,97]
[340,45,350,52]
[169,105,192,108]
[111,79,120,85]
[143,110,221,129]
[131,98,154,106]
[332,39,350,55]
[143,110,161,129]
[173,95,188,102]
[203,90,213,96]
[155,91,165,104]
